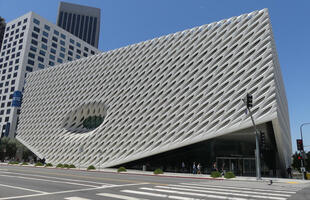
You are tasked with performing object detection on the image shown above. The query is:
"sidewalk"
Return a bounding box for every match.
[1,162,309,184]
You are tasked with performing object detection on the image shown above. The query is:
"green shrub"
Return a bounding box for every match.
[56,163,64,168]
[8,161,19,165]
[35,162,43,166]
[63,164,69,168]
[154,168,163,175]
[68,164,76,168]
[211,171,222,178]
[87,165,96,170]
[224,171,236,179]
[45,163,53,167]
[117,167,127,172]
[21,162,28,165]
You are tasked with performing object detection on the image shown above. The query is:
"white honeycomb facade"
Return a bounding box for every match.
[16,9,291,169]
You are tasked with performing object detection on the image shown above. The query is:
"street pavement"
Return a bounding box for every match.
[0,164,310,200]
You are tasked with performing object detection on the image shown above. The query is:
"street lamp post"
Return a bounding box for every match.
[300,123,310,180]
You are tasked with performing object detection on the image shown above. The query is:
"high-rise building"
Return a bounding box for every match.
[0,17,6,51]
[0,11,100,138]
[57,2,101,48]
[17,9,292,176]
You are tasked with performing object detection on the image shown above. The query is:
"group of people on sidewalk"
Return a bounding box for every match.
[192,162,202,174]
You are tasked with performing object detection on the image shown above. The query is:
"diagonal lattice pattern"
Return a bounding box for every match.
[16,8,291,169]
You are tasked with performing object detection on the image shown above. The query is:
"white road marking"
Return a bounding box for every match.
[167,184,291,197]
[0,183,48,194]
[140,187,252,200]
[64,197,91,200]
[182,183,297,193]
[154,186,288,200]
[1,171,114,186]
[0,174,98,188]
[0,182,149,200]
[121,190,202,200]
[97,193,147,200]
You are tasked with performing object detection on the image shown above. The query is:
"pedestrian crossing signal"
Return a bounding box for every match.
[297,139,303,151]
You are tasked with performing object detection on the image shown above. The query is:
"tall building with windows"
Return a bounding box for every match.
[0,11,100,138]
[57,2,101,48]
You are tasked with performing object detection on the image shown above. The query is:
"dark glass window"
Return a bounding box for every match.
[28,52,36,59]
[83,16,89,41]
[75,15,80,36]
[33,26,40,33]
[49,61,54,66]
[91,50,95,55]
[44,24,50,31]
[83,53,88,57]
[14,66,18,70]
[22,25,26,30]
[38,56,44,62]
[32,32,38,39]
[23,18,27,23]
[26,66,33,72]
[33,18,40,25]
[60,40,65,46]
[39,50,45,56]
[76,42,81,47]
[68,51,73,56]
[52,36,58,42]
[50,48,56,54]
[68,57,72,61]
[60,47,65,52]
[41,37,48,43]
[54,30,59,36]
[27,60,34,66]
[76,49,81,54]
[31,39,38,46]
[43,31,49,37]
[19,38,23,44]
[67,13,72,30]
[57,58,63,63]
[70,39,74,44]
[59,52,65,58]
[41,44,47,50]
[84,47,88,52]
[38,63,44,69]
[69,45,74,50]
[52,43,57,48]
[49,55,55,60]
[17,21,21,26]
[63,12,68,28]
[61,33,66,39]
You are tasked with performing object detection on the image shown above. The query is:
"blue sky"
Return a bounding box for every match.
[0,0,309,152]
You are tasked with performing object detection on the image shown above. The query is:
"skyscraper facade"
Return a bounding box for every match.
[57,2,101,48]
[0,11,100,138]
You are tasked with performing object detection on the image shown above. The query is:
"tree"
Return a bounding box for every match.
[0,137,35,161]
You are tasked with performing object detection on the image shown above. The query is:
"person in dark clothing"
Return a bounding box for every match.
[287,167,292,178]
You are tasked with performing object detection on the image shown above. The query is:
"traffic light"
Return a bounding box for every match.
[297,139,304,151]
[260,131,265,149]
[246,93,253,108]
[298,155,302,160]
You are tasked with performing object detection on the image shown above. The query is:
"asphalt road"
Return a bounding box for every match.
[0,165,309,200]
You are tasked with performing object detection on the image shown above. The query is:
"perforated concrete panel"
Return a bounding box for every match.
[16,9,291,169]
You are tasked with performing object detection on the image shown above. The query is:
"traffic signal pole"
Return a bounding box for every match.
[243,94,261,180]
[300,123,310,180]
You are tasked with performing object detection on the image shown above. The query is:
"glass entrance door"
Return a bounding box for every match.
[216,157,255,176]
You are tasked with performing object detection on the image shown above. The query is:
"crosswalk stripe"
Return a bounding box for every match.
[64,197,90,200]
[181,183,297,194]
[153,186,287,200]
[121,190,202,200]
[139,187,248,200]
[97,193,147,200]
[167,184,291,197]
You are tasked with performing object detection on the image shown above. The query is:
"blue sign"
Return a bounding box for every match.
[12,91,22,107]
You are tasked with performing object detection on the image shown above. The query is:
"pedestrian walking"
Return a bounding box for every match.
[287,166,292,178]
[181,161,185,173]
[192,162,197,174]
[197,163,201,174]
